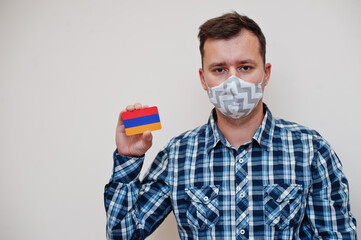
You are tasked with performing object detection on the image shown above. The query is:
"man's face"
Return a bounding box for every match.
[199,29,271,91]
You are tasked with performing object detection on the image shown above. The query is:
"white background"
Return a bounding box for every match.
[1,0,360,239]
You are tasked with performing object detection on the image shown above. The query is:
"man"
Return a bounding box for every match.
[104,12,357,239]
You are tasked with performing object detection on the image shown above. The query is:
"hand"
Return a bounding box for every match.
[116,103,153,157]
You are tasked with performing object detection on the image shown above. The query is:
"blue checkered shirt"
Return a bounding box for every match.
[104,104,357,239]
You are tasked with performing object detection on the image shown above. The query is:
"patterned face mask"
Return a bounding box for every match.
[205,74,264,119]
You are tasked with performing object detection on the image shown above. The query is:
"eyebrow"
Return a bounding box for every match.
[208,59,257,69]
[208,62,226,69]
[238,59,257,65]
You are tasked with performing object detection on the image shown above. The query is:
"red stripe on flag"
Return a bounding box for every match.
[122,106,159,120]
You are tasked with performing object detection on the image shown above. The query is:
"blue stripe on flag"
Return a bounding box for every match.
[123,114,160,128]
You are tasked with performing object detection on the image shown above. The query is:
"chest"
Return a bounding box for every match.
[168,144,312,237]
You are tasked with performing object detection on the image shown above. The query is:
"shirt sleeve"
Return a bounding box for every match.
[104,148,172,240]
[303,140,357,239]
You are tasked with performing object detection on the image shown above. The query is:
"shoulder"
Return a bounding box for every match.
[273,117,330,149]
[274,118,321,137]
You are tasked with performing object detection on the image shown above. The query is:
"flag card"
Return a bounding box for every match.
[122,106,162,136]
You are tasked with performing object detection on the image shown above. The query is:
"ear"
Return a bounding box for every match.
[199,68,208,91]
[263,63,272,87]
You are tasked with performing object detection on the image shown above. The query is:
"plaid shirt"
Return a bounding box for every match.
[104,104,357,239]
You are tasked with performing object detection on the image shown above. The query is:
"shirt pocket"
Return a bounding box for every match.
[184,185,220,230]
[264,184,304,230]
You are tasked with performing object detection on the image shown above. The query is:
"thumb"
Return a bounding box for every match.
[142,131,153,148]
[142,130,153,142]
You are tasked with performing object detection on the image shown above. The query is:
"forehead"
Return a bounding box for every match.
[203,30,262,65]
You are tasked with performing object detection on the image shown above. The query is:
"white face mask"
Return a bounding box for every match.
[205,74,264,119]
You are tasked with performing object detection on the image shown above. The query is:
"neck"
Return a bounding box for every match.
[215,102,264,149]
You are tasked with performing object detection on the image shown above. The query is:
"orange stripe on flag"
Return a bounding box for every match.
[124,122,162,136]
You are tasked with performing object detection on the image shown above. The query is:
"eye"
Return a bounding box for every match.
[215,67,225,73]
[240,66,251,72]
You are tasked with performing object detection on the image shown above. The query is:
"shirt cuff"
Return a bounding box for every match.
[112,149,145,183]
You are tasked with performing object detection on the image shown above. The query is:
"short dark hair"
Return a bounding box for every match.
[198,11,266,65]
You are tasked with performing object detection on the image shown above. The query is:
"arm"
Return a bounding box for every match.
[104,149,172,240]
[104,104,172,240]
[303,140,357,239]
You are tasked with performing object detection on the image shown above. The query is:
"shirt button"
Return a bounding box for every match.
[240,229,245,235]
[203,196,209,201]
[239,159,244,163]
[240,192,246,198]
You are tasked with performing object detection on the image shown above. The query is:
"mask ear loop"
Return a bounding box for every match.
[259,65,266,85]
[202,74,211,93]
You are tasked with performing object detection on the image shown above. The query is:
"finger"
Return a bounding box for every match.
[143,130,152,138]
[126,105,135,112]
[142,105,149,109]
[134,103,142,110]
[142,130,153,146]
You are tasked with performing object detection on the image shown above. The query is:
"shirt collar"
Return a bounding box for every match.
[252,103,275,151]
[205,109,225,153]
[205,103,275,152]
